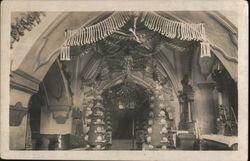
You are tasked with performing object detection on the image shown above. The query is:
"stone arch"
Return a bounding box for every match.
[99,74,154,92]
[11,12,109,84]
[98,73,179,99]
[156,50,182,95]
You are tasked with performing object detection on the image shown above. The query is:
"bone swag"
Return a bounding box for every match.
[60,11,210,61]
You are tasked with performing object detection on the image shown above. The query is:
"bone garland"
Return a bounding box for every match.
[61,12,209,61]
[65,12,131,46]
[142,12,206,41]
[60,45,70,61]
[93,25,97,43]
[80,29,84,45]
[102,21,107,37]
[188,24,193,40]
[200,41,211,57]
[95,22,100,41]
[88,26,91,44]
[110,34,135,41]
[190,24,195,39]
[141,12,147,22]
[87,26,91,44]
[76,30,80,45]
[181,23,186,40]
[97,22,102,40]
[159,16,164,34]
[129,15,141,43]
[91,26,95,43]
[162,18,167,35]
[152,14,157,31]
[165,20,170,37]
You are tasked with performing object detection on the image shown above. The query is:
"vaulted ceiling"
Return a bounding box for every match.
[10,11,238,107]
[11,11,237,82]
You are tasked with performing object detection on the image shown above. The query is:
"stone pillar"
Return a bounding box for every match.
[179,75,195,132]
[178,91,187,130]
[70,107,84,148]
[9,70,40,150]
[196,82,216,134]
[186,90,196,133]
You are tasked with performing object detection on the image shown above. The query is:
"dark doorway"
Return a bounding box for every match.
[112,109,134,139]
[28,92,42,150]
[102,82,150,150]
[111,108,135,150]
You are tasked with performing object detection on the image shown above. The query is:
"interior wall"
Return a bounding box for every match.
[195,84,217,134]
[10,88,31,106]
[9,88,32,150]
[191,46,219,134]
[38,61,73,135]
[9,116,28,150]
[40,106,72,135]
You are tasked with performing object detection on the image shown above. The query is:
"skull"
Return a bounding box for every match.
[147,127,152,134]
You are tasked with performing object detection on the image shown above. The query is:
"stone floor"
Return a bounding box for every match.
[111,139,134,150]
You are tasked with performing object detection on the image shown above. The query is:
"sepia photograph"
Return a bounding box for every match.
[0,0,248,160]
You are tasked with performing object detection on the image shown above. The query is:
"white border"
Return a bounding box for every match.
[1,0,248,160]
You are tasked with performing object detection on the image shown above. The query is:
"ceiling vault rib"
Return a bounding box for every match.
[155,52,182,95]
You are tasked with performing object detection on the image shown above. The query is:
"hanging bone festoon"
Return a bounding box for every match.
[60,11,210,61]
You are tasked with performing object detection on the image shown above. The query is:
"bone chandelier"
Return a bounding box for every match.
[60,11,210,61]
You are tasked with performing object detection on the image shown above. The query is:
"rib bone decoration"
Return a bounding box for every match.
[60,11,210,61]
[141,12,206,41]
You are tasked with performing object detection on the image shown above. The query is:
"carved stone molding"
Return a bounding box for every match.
[197,81,216,91]
[229,32,238,47]
[9,102,28,126]
[10,70,40,94]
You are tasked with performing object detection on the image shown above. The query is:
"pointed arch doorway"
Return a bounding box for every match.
[102,81,151,150]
